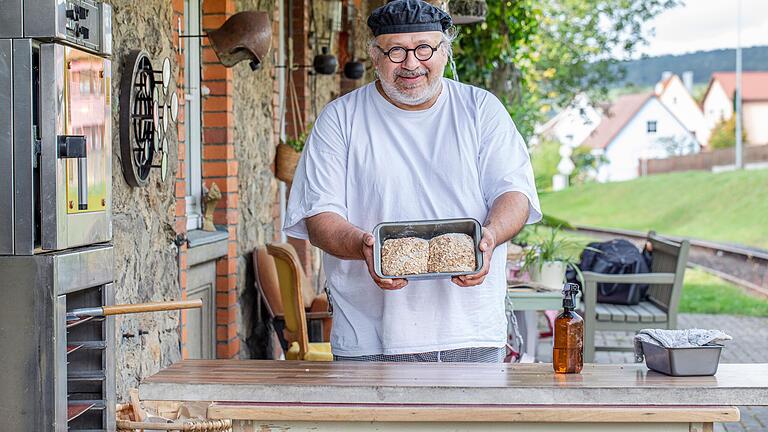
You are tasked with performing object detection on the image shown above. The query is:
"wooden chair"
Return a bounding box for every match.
[266,243,333,361]
[581,232,690,362]
[253,247,332,344]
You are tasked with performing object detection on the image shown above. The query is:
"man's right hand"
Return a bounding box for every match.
[361,233,408,290]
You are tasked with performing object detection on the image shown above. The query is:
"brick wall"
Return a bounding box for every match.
[201,0,241,358]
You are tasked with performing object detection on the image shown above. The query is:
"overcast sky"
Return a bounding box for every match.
[633,0,768,58]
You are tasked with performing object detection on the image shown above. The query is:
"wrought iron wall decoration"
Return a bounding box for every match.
[119,50,179,187]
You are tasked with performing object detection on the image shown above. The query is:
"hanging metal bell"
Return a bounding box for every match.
[343,60,364,80]
[207,11,272,70]
[312,47,338,75]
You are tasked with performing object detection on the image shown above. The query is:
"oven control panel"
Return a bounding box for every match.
[0,0,112,57]
[64,0,102,53]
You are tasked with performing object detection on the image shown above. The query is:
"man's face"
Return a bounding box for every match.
[372,31,448,106]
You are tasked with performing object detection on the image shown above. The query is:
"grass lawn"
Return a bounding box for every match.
[680,268,768,317]
[538,169,768,249]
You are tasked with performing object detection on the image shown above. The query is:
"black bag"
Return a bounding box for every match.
[568,239,652,305]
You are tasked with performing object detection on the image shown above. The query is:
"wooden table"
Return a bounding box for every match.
[140,361,768,432]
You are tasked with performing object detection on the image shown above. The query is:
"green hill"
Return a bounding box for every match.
[539,170,768,249]
[615,45,768,87]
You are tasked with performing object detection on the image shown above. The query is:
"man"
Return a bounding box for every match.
[283,0,541,362]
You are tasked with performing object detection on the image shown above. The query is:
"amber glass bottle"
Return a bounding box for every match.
[553,283,583,374]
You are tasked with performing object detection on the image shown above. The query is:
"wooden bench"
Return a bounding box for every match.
[581,232,690,362]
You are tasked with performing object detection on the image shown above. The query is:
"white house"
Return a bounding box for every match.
[582,92,700,182]
[701,71,768,145]
[535,93,602,148]
[655,73,710,146]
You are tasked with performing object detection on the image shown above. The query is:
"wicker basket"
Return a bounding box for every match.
[275,142,301,184]
[116,401,232,432]
[116,419,232,431]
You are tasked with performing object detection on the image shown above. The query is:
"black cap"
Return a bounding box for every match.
[367,0,452,37]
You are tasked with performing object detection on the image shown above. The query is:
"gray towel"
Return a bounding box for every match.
[634,328,732,362]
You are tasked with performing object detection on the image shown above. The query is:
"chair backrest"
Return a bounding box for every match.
[266,243,309,358]
[646,232,690,318]
[253,247,284,317]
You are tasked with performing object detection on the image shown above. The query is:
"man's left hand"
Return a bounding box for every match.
[451,227,496,287]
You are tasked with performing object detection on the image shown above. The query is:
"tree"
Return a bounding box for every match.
[709,116,747,149]
[454,0,681,139]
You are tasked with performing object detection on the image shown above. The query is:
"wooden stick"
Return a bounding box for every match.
[101,300,202,316]
[129,388,146,422]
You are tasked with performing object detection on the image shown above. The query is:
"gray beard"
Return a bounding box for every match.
[379,74,442,107]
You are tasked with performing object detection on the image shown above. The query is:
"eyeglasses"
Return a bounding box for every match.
[376,42,443,63]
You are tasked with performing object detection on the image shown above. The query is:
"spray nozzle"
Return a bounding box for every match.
[562,283,580,309]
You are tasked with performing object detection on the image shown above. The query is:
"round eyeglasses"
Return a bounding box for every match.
[377,42,443,63]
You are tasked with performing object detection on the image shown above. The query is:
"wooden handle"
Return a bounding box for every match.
[101,299,203,316]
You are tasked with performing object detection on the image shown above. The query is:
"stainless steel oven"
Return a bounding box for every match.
[0,1,115,430]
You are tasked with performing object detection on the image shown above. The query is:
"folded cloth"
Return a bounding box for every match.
[634,328,732,362]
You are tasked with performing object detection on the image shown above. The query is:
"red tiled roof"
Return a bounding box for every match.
[706,72,768,102]
[581,92,653,150]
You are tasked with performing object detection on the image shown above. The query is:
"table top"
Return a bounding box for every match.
[140,361,768,406]
[507,286,580,310]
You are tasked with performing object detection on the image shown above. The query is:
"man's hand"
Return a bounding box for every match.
[361,233,408,290]
[451,227,496,287]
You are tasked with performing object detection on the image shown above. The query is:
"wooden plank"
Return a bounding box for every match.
[604,303,627,322]
[621,305,642,323]
[139,362,768,406]
[208,403,740,423]
[633,302,659,323]
[635,302,668,323]
[595,303,612,321]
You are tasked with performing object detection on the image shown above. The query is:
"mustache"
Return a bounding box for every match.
[395,69,428,78]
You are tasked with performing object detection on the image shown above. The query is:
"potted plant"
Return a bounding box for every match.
[275,124,311,184]
[519,226,589,290]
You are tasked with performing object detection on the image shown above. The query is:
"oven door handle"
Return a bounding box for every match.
[57,135,89,210]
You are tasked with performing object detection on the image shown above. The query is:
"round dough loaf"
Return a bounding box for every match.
[380,237,429,276]
[428,233,476,273]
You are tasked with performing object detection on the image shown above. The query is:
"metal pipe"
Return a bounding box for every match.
[735,0,743,169]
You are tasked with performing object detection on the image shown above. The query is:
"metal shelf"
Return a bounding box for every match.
[67,370,106,382]
[67,344,84,355]
[66,316,95,329]
[67,402,96,422]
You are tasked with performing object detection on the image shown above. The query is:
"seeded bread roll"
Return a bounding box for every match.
[380,237,429,276]
[428,233,476,273]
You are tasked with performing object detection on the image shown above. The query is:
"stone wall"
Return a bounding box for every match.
[108,0,182,400]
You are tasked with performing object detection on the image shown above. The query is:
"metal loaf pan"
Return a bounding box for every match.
[372,218,483,280]
[642,341,723,376]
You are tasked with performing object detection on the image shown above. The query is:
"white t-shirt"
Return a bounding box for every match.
[283,78,541,356]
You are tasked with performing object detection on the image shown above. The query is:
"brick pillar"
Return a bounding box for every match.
[171,0,191,358]
[283,0,315,276]
[201,0,240,359]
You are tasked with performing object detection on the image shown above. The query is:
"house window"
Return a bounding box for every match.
[646,121,657,134]
[184,0,203,230]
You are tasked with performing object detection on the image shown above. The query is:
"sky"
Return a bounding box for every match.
[634,0,768,58]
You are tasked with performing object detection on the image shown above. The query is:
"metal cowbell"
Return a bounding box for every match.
[207,11,272,70]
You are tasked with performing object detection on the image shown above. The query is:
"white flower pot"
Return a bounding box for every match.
[531,260,566,290]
